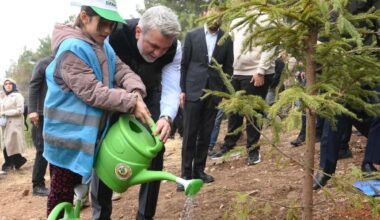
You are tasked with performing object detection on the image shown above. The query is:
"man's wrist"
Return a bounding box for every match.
[159,115,172,125]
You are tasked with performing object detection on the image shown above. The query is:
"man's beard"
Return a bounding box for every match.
[208,23,220,33]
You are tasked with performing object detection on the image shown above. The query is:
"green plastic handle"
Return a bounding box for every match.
[126,116,163,159]
[147,117,164,156]
[47,202,79,220]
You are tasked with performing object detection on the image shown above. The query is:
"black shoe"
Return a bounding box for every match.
[2,165,13,172]
[208,146,217,156]
[211,147,230,160]
[33,186,49,196]
[15,157,27,170]
[312,173,331,190]
[362,163,378,178]
[176,183,184,192]
[361,163,378,173]
[194,172,214,183]
[247,149,261,165]
[338,148,353,160]
[290,137,305,147]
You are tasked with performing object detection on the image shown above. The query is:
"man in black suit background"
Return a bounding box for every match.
[28,55,54,196]
[178,6,233,191]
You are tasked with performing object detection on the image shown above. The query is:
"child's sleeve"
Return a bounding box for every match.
[57,51,139,113]
[114,56,147,97]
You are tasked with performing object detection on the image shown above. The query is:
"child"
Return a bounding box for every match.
[43,0,151,216]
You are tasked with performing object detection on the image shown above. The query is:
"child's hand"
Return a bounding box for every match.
[133,98,151,126]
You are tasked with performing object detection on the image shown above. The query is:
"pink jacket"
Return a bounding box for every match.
[50,23,146,113]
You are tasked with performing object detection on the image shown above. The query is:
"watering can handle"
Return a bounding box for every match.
[47,202,77,220]
[148,117,164,156]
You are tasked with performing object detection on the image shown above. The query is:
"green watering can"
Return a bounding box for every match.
[94,114,203,196]
[48,114,203,220]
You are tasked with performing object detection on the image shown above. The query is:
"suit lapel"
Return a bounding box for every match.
[198,28,209,64]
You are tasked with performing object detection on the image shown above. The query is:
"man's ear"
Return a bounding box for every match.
[135,24,142,40]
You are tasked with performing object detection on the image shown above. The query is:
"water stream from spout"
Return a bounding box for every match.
[180,196,195,220]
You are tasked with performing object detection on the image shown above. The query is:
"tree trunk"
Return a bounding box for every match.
[302,26,318,220]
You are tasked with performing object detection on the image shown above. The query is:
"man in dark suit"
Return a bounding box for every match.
[28,55,54,196]
[178,6,233,191]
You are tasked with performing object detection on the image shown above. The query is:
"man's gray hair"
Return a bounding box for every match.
[139,6,181,38]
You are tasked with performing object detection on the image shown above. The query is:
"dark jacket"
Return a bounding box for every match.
[28,56,54,116]
[181,27,233,102]
[348,0,380,58]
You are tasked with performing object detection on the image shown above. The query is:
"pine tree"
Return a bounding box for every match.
[205,0,380,219]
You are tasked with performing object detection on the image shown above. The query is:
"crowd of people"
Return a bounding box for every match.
[0,0,379,219]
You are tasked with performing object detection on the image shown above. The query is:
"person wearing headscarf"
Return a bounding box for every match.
[0,78,27,173]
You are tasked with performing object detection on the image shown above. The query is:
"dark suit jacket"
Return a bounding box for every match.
[181,27,233,102]
[28,56,54,116]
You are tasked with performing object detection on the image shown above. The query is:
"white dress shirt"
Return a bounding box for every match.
[204,24,219,63]
[160,41,182,120]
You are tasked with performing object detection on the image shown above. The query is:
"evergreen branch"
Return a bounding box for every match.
[210,58,235,94]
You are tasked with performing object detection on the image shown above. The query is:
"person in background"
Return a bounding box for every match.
[28,56,54,196]
[91,5,182,220]
[1,79,27,173]
[0,90,5,175]
[179,5,233,190]
[169,107,183,139]
[289,67,324,147]
[312,0,380,190]
[212,10,275,165]
[313,88,380,189]
[208,108,224,155]
[43,0,149,216]
[265,51,286,106]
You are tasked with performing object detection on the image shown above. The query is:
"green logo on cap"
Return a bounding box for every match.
[106,0,117,7]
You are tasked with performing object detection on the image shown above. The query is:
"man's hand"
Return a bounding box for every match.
[180,92,186,110]
[153,117,171,143]
[300,71,305,80]
[132,95,152,127]
[28,112,39,126]
[250,74,265,87]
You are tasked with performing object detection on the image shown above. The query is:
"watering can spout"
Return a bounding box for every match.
[176,177,204,196]
[130,171,204,196]
[129,170,178,186]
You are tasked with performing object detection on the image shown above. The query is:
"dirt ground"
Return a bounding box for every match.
[0,120,377,220]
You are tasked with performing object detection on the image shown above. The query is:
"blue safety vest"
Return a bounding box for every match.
[43,38,115,178]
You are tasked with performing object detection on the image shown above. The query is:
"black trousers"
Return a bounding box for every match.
[298,114,325,140]
[170,107,183,137]
[223,74,272,150]
[181,96,218,178]
[32,116,48,188]
[363,117,380,164]
[320,113,374,174]
[320,87,380,175]
[91,89,164,220]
